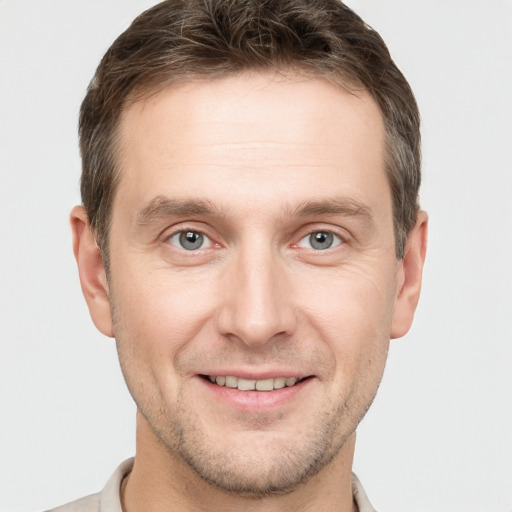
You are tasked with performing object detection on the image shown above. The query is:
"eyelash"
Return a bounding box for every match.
[167,229,215,251]
[165,228,344,253]
[295,231,343,251]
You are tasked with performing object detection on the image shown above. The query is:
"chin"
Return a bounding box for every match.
[161,417,352,498]
[182,445,336,498]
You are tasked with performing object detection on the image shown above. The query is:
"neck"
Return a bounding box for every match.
[122,412,358,512]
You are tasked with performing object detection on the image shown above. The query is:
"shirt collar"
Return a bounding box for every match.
[99,458,377,512]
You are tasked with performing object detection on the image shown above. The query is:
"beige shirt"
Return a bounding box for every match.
[46,458,377,512]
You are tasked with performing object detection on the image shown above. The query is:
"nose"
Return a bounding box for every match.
[216,246,297,347]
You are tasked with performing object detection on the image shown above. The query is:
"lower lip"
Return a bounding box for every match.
[198,377,313,412]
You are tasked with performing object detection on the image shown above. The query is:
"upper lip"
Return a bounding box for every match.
[198,370,311,380]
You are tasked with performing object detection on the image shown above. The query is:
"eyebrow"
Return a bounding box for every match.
[291,197,373,220]
[136,196,222,226]
[136,195,374,227]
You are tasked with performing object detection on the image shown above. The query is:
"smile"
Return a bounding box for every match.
[204,375,304,391]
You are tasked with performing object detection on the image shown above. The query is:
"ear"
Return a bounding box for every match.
[390,210,428,339]
[70,206,114,337]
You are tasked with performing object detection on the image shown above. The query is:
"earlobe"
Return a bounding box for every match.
[390,210,428,339]
[70,206,114,337]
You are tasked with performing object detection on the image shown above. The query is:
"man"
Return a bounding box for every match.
[55,0,427,510]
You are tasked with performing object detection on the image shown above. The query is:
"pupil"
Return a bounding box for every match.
[310,232,333,250]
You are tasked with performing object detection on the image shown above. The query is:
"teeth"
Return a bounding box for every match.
[225,376,238,388]
[285,377,297,387]
[273,377,286,389]
[237,378,256,391]
[207,375,302,391]
[255,378,274,391]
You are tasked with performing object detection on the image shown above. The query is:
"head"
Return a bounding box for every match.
[79,0,421,268]
[72,0,427,501]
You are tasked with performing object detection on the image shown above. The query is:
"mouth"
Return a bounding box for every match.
[200,375,308,391]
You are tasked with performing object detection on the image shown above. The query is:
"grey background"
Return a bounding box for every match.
[1,1,511,510]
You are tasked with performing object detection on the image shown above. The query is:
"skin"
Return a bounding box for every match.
[71,72,428,512]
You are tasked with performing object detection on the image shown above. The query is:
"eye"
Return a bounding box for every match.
[168,230,212,251]
[297,231,342,251]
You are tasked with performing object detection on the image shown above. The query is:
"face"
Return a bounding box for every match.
[100,73,403,495]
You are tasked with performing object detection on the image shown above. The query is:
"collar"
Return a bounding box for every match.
[100,458,377,512]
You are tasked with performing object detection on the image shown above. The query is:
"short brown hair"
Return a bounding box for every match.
[79,0,420,263]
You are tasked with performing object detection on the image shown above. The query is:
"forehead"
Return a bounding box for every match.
[114,72,388,214]
[120,72,382,149]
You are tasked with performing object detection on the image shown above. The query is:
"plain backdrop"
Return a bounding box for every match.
[1,1,511,511]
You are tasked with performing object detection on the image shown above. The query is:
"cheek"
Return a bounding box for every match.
[110,268,222,412]
[111,267,220,363]
[302,262,396,328]
[298,263,396,370]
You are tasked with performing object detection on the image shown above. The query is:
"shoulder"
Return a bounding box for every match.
[44,492,100,512]
[43,458,133,512]
[352,472,378,512]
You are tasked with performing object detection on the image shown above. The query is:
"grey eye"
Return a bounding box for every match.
[169,230,207,250]
[309,231,334,250]
[296,230,342,251]
[180,231,204,250]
